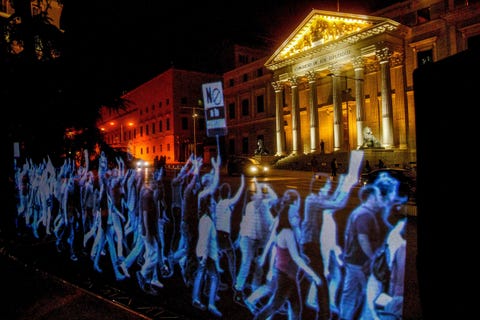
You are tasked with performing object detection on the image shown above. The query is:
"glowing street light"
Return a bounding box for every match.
[193,111,198,157]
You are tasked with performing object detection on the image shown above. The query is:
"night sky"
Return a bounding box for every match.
[61,0,400,93]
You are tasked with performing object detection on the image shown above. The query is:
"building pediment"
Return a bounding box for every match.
[265,9,400,70]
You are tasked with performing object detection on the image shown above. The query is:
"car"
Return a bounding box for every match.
[226,156,270,177]
[359,167,416,203]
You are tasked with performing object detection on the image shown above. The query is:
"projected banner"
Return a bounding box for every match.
[201,81,228,137]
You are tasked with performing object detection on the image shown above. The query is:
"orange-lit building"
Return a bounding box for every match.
[94,1,480,167]
[223,1,480,167]
[97,68,220,165]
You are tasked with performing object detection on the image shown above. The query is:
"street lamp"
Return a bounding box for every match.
[192,110,198,157]
[182,100,203,158]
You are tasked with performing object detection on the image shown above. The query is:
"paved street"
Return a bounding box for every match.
[0,244,150,320]
[0,168,422,319]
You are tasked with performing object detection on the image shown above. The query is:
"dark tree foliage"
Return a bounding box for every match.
[1,1,131,164]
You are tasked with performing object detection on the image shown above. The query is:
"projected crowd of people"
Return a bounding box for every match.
[13,149,407,320]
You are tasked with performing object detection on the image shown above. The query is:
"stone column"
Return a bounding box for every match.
[272,81,286,156]
[290,76,301,155]
[376,47,395,148]
[306,71,319,153]
[330,69,343,152]
[353,57,366,149]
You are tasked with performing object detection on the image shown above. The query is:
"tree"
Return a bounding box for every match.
[1,0,130,163]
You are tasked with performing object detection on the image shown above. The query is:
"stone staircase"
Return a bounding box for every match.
[258,149,416,174]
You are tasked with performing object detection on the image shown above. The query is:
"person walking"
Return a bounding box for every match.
[215,175,245,288]
[191,193,223,317]
[365,160,372,173]
[338,173,401,320]
[253,196,322,320]
[233,182,276,305]
[378,159,385,169]
[311,156,319,173]
[331,158,338,179]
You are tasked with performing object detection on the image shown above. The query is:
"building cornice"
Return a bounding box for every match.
[265,9,401,72]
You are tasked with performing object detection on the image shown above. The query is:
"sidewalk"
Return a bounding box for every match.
[0,230,197,320]
[0,242,151,320]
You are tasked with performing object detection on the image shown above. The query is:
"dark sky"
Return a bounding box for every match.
[61,0,400,93]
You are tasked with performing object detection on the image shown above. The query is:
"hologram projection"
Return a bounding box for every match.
[13,149,407,319]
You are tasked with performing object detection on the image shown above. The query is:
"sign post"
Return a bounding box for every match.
[201,81,228,137]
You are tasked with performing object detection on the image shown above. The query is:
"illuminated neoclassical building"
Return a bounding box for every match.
[96,1,480,167]
[224,1,480,167]
[266,10,410,156]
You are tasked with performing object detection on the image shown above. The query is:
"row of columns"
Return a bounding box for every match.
[272,49,395,156]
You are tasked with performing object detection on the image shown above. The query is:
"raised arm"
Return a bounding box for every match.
[230,174,245,205]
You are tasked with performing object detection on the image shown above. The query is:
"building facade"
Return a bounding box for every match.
[97,68,220,165]
[223,55,276,156]
[96,0,480,168]
[224,0,480,168]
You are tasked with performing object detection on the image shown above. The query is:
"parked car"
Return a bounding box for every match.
[226,156,270,177]
[359,167,416,203]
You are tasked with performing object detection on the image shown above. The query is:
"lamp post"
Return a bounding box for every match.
[192,110,198,158]
[182,100,203,158]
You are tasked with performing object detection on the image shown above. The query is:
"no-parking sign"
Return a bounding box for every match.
[202,81,227,137]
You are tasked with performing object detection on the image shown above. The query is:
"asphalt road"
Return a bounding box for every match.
[0,168,422,319]
[0,244,150,320]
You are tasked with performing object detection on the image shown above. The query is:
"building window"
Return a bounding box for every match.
[153,146,156,153]
[166,99,170,105]
[229,79,234,87]
[145,124,149,135]
[417,8,430,24]
[409,36,437,69]
[256,95,265,113]
[159,120,163,132]
[159,101,162,108]
[160,144,163,152]
[228,102,236,119]
[228,138,235,155]
[166,118,170,131]
[243,73,248,82]
[239,54,248,64]
[468,34,480,51]
[417,49,433,67]
[140,126,143,137]
[151,123,155,134]
[242,99,249,116]
[146,147,149,154]
[242,137,249,154]
[256,68,263,77]
[182,117,188,130]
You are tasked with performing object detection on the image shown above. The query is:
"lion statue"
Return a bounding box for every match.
[359,126,382,149]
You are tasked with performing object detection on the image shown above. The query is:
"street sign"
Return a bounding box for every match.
[201,81,227,137]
